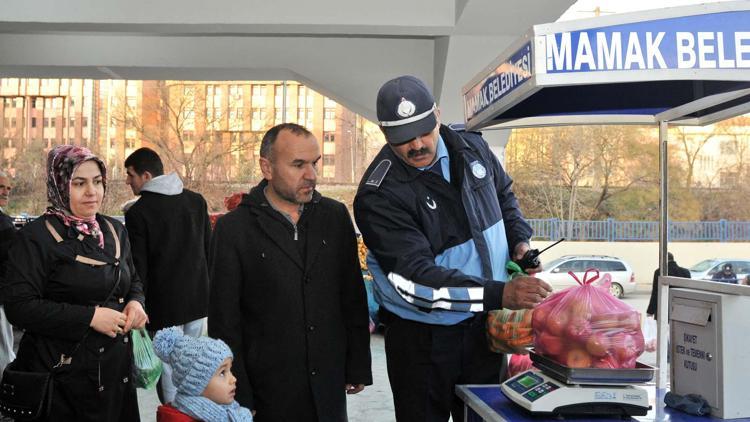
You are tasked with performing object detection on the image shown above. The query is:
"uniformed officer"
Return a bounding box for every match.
[354,75,552,422]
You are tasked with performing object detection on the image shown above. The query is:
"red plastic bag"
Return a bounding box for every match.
[532,269,645,369]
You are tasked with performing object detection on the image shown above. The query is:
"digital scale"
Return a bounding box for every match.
[500,352,653,417]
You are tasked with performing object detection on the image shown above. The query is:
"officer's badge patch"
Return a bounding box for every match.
[397,99,416,118]
[471,161,486,179]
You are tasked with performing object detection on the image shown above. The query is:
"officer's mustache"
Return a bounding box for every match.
[407,148,430,158]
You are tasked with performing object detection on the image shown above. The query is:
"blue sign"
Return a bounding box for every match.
[546,10,750,73]
[464,42,532,122]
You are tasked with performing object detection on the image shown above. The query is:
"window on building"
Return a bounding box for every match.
[82,116,88,127]
[50,118,56,128]
[127,83,138,97]
[274,85,290,107]
[230,85,243,99]
[14,98,23,108]
[207,85,223,109]
[125,138,136,149]
[323,133,335,143]
[183,85,195,98]
[323,155,335,178]
[69,117,75,128]
[720,140,737,155]
[721,171,739,187]
[324,97,337,108]
[297,109,313,130]
[3,98,13,108]
[324,108,336,121]
[274,107,284,125]
[183,130,195,143]
[206,107,222,130]
[252,85,266,108]
[31,117,37,128]
[34,98,43,109]
[252,108,267,131]
[252,85,266,98]
[297,86,314,108]
[229,108,244,130]
[183,109,196,131]
[10,117,15,129]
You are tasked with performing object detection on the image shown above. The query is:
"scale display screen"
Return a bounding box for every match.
[517,375,538,389]
[507,372,544,394]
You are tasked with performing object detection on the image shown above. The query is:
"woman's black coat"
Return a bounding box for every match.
[2,214,145,422]
[208,182,372,422]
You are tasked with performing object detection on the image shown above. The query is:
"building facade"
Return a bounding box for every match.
[0,78,384,183]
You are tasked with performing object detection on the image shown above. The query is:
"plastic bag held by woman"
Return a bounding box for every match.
[531,269,645,369]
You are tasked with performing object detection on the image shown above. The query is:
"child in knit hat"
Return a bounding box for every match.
[153,326,253,422]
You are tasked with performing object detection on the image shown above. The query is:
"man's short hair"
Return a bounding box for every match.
[125,147,164,176]
[259,123,313,160]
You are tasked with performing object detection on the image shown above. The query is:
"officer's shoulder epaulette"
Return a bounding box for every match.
[364,159,392,188]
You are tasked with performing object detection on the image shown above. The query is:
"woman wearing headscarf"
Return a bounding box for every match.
[2,145,147,421]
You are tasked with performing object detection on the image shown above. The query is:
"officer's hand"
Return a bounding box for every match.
[502,276,552,310]
[513,242,543,274]
[346,384,365,394]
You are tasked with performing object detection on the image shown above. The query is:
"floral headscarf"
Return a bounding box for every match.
[45,145,108,248]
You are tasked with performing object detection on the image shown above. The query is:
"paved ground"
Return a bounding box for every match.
[137,290,657,421]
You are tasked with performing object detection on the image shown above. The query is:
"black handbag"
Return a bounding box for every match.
[0,218,124,420]
[0,356,61,420]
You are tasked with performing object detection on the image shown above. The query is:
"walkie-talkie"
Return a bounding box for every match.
[514,238,565,272]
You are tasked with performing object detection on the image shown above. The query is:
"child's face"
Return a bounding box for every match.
[202,357,237,405]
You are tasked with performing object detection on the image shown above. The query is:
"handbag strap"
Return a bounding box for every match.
[45,216,125,370]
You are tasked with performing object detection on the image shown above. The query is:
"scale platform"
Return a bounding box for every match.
[500,352,655,417]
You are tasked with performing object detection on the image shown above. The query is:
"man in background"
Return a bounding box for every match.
[646,252,690,318]
[124,148,211,404]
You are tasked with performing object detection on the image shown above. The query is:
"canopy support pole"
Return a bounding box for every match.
[656,119,669,389]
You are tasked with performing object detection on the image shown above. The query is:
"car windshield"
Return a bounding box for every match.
[690,260,717,272]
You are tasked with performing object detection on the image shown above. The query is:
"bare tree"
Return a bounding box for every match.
[507,125,661,225]
[671,125,720,188]
[113,81,260,187]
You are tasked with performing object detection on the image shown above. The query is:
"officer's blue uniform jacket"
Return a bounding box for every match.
[353,124,532,325]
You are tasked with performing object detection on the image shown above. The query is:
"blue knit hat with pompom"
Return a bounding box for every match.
[152,327,234,396]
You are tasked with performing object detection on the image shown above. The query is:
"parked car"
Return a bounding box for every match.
[689,258,750,282]
[537,255,636,298]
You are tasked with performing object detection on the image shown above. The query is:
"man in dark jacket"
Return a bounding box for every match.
[711,262,738,284]
[124,148,211,404]
[647,252,691,318]
[354,75,551,421]
[0,172,16,373]
[209,123,372,421]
